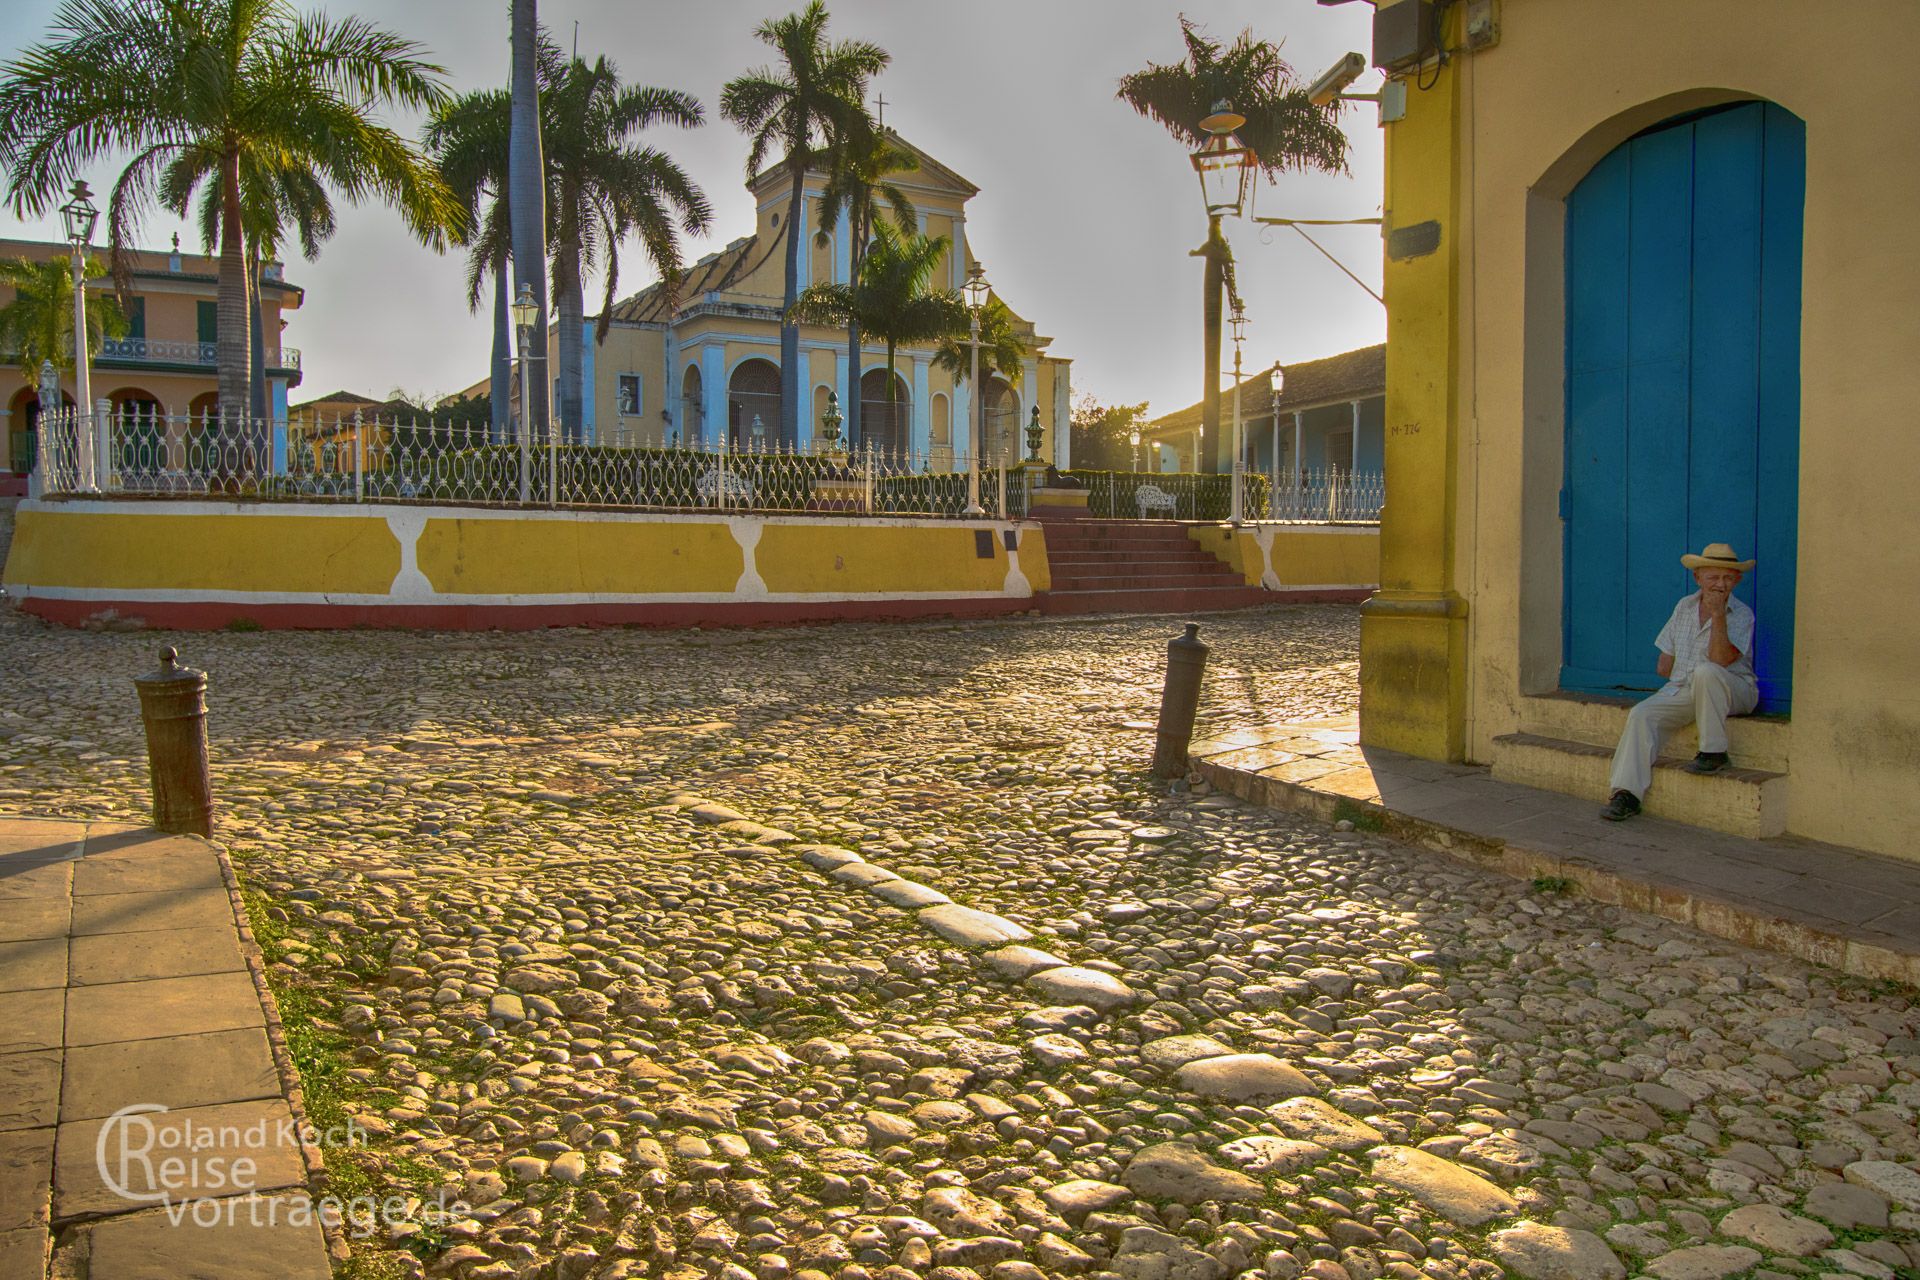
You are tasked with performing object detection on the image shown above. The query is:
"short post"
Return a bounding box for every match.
[134,647,213,836]
[94,397,113,491]
[1152,622,1211,779]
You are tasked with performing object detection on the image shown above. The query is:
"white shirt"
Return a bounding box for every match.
[1655,591,1757,689]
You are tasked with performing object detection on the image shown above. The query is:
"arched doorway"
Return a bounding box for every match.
[1561,100,1803,713]
[983,378,1018,463]
[108,388,166,481]
[679,366,703,447]
[727,358,781,449]
[858,368,910,456]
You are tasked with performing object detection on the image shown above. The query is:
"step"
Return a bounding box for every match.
[1490,732,1789,839]
[1048,549,1225,563]
[1050,567,1242,587]
[1516,692,1790,773]
[1037,584,1272,616]
[1049,561,1238,579]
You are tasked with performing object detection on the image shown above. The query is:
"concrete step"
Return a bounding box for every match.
[1490,731,1789,839]
[1516,692,1790,773]
[1037,584,1271,615]
[1047,549,1223,565]
[1048,559,1237,578]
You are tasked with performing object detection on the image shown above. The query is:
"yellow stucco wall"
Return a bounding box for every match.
[756,523,1017,595]
[2,502,1040,615]
[1190,525,1380,589]
[416,516,742,597]
[4,508,399,594]
[1381,0,1920,858]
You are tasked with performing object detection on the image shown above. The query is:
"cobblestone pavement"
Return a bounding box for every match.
[2,585,1918,1280]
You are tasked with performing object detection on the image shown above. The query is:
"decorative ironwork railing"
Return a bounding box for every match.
[96,337,301,370]
[28,407,1037,519]
[27,407,1380,525]
[1257,466,1385,522]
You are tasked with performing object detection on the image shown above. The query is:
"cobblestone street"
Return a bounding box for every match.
[2,590,1917,1280]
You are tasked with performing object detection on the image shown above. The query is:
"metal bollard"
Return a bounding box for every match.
[134,647,214,836]
[1152,622,1211,779]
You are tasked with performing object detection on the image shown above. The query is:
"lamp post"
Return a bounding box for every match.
[1129,428,1141,473]
[60,179,99,488]
[1268,363,1286,519]
[1229,298,1247,525]
[1191,102,1252,477]
[512,283,536,504]
[750,413,766,452]
[963,260,989,516]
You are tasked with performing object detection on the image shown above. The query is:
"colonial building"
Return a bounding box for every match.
[1360,0,1918,859]
[1147,343,1384,477]
[0,235,303,492]
[513,133,1072,465]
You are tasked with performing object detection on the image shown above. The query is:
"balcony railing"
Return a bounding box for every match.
[96,337,301,371]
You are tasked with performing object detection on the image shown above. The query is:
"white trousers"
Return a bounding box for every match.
[1607,664,1759,797]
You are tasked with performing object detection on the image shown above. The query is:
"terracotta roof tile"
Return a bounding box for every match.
[1150,343,1384,432]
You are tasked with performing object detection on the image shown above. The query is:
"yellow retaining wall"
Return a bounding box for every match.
[1188,524,1380,592]
[1,500,1043,630]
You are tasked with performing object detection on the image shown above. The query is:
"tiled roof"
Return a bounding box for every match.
[290,390,379,411]
[1150,343,1385,432]
[608,236,764,325]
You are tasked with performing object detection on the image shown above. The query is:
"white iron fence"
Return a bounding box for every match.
[1258,466,1385,523]
[30,405,1383,524]
[30,406,1037,519]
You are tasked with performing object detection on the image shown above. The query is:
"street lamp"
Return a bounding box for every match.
[1229,298,1247,525]
[1269,363,1287,517]
[1129,428,1141,474]
[1192,101,1253,220]
[963,260,989,516]
[511,282,536,504]
[750,413,766,452]
[61,179,99,487]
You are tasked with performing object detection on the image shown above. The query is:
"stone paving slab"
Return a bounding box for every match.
[1194,714,1920,984]
[0,818,328,1280]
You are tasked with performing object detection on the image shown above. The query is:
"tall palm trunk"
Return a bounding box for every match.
[247,250,267,421]
[490,253,511,444]
[844,209,862,448]
[780,155,805,447]
[555,233,584,444]
[509,0,550,441]
[215,151,251,424]
[1201,215,1224,473]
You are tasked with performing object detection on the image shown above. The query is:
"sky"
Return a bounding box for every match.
[0,0,1387,419]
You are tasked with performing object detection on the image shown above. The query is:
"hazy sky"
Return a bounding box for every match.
[1,0,1386,417]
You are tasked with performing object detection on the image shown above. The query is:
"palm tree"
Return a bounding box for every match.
[1118,17,1347,469]
[818,126,916,449]
[427,76,517,441]
[0,255,127,378]
[790,225,964,452]
[546,56,710,442]
[429,41,712,446]
[935,294,1031,462]
[722,1,888,445]
[509,0,549,439]
[0,0,460,421]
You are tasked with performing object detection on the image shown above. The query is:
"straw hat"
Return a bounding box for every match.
[1681,542,1755,572]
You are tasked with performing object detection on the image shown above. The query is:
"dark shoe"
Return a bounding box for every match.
[1601,789,1641,821]
[1685,751,1730,774]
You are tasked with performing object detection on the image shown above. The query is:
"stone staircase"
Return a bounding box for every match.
[1035,519,1270,616]
[1489,692,1791,838]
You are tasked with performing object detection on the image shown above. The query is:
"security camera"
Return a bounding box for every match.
[1307,51,1370,107]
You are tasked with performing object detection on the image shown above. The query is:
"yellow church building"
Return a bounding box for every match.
[516,134,1071,467]
[1360,0,1920,860]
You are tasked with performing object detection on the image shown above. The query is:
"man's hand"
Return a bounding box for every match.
[1703,586,1730,619]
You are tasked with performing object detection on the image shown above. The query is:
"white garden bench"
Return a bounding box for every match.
[696,468,755,507]
[1135,484,1178,519]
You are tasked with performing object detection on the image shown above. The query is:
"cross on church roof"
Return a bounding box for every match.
[875,92,888,131]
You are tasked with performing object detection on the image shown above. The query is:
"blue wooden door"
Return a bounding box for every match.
[1563,101,1802,713]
